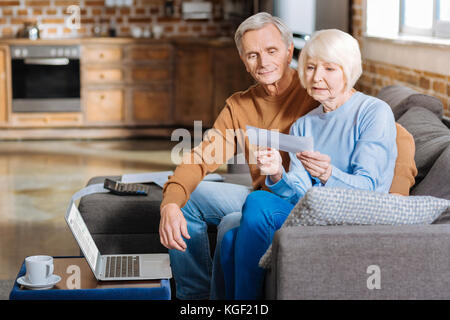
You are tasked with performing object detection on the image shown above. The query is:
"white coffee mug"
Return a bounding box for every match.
[25,255,54,284]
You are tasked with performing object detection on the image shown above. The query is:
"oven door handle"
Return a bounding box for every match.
[24,58,70,65]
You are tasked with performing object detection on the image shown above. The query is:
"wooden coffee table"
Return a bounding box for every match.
[9,256,171,300]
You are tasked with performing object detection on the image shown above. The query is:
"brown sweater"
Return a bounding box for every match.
[161,70,417,209]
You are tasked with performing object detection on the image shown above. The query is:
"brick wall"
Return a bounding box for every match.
[0,0,237,39]
[351,0,450,117]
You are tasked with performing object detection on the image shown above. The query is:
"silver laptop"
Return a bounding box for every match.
[65,202,172,281]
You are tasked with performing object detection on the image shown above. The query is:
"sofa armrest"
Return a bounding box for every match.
[266,224,450,300]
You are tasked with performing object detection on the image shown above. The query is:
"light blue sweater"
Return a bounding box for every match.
[266,91,398,205]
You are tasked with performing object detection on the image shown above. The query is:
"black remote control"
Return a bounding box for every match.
[103,178,150,196]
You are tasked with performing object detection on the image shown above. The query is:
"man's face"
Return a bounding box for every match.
[240,24,293,86]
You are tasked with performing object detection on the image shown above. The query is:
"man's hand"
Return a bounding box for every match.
[159,203,190,252]
[297,151,332,184]
[255,147,283,183]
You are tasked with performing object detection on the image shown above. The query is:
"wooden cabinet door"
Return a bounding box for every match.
[0,46,8,123]
[130,66,171,83]
[85,89,124,123]
[212,47,253,118]
[174,45,213,127]
[82,46,122,63]
[126,45,171,62]
[132,89,172,123]
[83,67,123,84]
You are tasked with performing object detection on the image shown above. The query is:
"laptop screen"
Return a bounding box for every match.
[66,203,99,272]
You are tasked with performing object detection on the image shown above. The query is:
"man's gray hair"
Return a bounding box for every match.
[234,12,293,56]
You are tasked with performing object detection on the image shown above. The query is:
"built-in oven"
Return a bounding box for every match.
[11,45,81,113]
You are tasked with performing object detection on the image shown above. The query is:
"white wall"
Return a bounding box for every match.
[273,0,316,35]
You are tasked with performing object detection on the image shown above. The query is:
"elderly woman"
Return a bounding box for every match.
[220,29,398,299]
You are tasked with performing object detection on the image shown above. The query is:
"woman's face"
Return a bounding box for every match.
[304,57,347,106]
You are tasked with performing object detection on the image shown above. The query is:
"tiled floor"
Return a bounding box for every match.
[0,138,188,281]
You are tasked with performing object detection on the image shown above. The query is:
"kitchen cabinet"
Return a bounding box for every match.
[81,42,173,125]
[9,113,82,127]
[0,38,252,139]
[85,89,124,123]
[83,46,122,62]
[132,89,171,122]
[82,39,250,128]
[174,43,213,126]
[82,44,125,124]
[212,45,254,119]
[126,45,171,62]
[83,68,123,83]
[126,44,173,125]
[174,40,253,127]
[0,45,9,123]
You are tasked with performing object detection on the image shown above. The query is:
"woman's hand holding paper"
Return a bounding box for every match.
[255,147,283,183]
[297,151,332,185]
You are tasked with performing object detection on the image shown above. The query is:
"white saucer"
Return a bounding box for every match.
[17,275,61,290]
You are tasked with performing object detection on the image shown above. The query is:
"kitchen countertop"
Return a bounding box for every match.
[0,36,235,46]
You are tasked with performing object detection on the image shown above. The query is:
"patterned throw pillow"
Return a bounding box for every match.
[259,187,450,269]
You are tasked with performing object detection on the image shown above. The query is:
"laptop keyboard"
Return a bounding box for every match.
[104,256,140,278]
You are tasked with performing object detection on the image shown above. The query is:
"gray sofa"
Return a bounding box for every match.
[78,85,450,299]
[265,85,450,299]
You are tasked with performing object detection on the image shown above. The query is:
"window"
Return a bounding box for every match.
[401,0,434,36]
[366,0,400,37]
[366,0,450,38]
[436,0,450,37]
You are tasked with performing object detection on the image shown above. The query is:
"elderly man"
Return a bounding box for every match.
[159,12,417,300]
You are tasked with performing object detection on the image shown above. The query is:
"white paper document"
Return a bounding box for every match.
[121,171,173,187]
[246,125,314,153]
[121,171,224,187]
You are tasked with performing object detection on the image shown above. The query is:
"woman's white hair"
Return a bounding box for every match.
[298,29,362,92]
[234,12,293,56]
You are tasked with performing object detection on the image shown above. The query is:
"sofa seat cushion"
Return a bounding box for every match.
[411,144,450,200]
[397,107,450,183]
[78,173,252,235]
[78,176,163,234]
[259,187,450,269]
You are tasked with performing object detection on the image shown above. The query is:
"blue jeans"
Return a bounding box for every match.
[169,181,251,299]
[221,190,294,300]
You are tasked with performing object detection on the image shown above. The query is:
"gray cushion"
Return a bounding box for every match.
[259,187,450,269]
[432,208,450,224]
[77,176,170,254]
[78,176,163,234]
[397,107,450,183]
[412,145,450,200]
[377,85,444,120]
